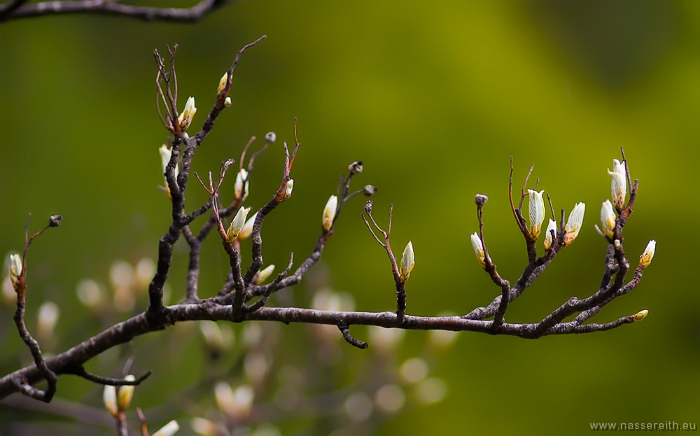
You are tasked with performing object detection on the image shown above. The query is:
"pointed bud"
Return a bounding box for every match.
[322,195,338,232]
[527,189,545,240]
[153,420,180,436]
[9,253,22,287]
[117,375,135,412]
[543,219,557,251]
[399,241,415,283]
[178,96,197,131]
[103,384,118,417]
[607,159,627,209]
[632,309,648,322]
[226,207,251,244]
[265,132,276,143]
[217,72,228,95]
[470,233,486,268]
[234,169,249,201]
[600,200,616,239]
[283,179,294,200]
[563,203,586,246]
[224,97,232,108]
[238,212,258,241]
[639,240,656,269]
[253,265,275,285]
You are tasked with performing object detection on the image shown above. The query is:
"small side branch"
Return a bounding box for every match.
[339,323,368,349]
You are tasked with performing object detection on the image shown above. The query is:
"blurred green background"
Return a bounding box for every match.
[0,0,698,434]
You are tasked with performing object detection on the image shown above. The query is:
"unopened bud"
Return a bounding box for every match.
[563,202,586,246]
[103,385,118,417]
[632,309,648,322]
[474,194,488,207]
[608,159,627,210]
[399,241,415,283]
[322,195,338,232]
[224,97,232,108]
[153,420,180,436]
[48,215,62,227]
[217,72,228,95]
[238,212,258,241]
[600,200,616,239]
[253,265,275,285]
[543,219,557,251]
[527,190,545,240]
[265,132,276,143]
[117,375,136,412]
[639,240,656,269]
[363,185,377,196]
[365,200,373,215]
[178,97,197,131]
[226,207,251,244]
[470,233,486,268]
[283,179,294,200]
[9,254,21,287]
[348,161,363,175]
[234,169,249,201]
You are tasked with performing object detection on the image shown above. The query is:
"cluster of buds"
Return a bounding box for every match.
[322,195,337,232]
[103,375,136,418]
[399,241,415,283]
[226,207,251,244]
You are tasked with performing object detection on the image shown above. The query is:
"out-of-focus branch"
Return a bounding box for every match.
[0,0,236,23]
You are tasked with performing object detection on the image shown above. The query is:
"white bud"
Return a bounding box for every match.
[234,169,249,201]
[253,265,275,285]
[283,179,294,200]
[543,219,557,251]
[632,309,649,322]
[117,375,135,412]
[227,207,251,243]
[217,72,228,95]
[103,384,118,417]
[470,233,486,268]
[265,131,276,143]
[322,195,338,232]
[563,203,586,246]
[238,212,258,241]
[527,189,545,240]
[398,241,414,283]
[153,420,180,436]
[639,240,656,269]
[159,145,179,193]
[600,200,616,239]
[224,96,232,107]
[178,96,197,131]
[9,253,21,287]
[607,159,627,209]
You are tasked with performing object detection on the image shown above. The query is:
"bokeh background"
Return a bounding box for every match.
[1,0,699,434]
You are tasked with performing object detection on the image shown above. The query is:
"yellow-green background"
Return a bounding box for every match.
[0,0,698,434]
